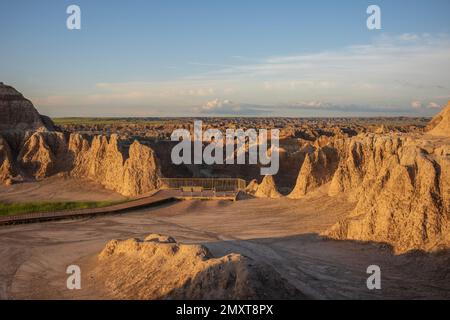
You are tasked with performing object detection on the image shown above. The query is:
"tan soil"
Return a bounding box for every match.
[0,176,125,203]
[88,234,303,299]
[1,190,448,300]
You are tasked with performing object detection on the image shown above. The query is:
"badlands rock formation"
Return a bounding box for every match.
[0,83,50,132]
[325,135,449,253]
[426,101,450,137]
[0,83,161,196]
[17,132,70,180]
[254,175,282,198]
[0,135,15,183]
[69,134,160,196]
[288,146,338,199]
[245,179,259,194]
[90,234,302,299]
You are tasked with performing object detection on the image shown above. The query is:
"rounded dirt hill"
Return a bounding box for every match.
[87,234,305,300]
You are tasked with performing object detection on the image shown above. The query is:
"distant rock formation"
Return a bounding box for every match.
[254,175,282,198]
[426,101,450,137]
[0,83,52,132]
[89,234,303,299]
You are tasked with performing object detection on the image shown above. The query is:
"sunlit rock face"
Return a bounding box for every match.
[0,83,161,195]
[69,134,161,196]
[427,101,450,137]
[324,134,450,253]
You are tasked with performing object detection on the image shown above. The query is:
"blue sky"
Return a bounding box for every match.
[1,0,449,117]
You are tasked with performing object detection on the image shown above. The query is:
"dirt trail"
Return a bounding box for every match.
[0,191,448,299]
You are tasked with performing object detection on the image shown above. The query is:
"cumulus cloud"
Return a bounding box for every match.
[195,99,271,116]
[288,101,331,108]
[410,100,443,110]
[200,99,238,112]
[427,102,441,109]
[411,101,423,109]
[33,33,450,117]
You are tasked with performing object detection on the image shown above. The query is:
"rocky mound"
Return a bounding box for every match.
[89,234,303,300]
[324,134,449,253]
[69,134,161,196]
[0,82,52,132]
[289,146,338,199]
[254,175,282,198]
[426,101,450,137]
[0,134,15,183]
[245,179,258,193]
[18,132,71,180]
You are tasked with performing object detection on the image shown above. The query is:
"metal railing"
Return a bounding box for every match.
[159,178,246,192]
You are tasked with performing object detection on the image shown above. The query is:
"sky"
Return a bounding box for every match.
[0,0,449,117]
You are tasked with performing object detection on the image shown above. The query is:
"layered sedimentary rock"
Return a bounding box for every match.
[0,83,50,132]
[0,83,161,195]
[288,145,338,199]
[69,134,160,196]
[90,234,303,299]
[2,130,161,196]
[0,134,15,182]
[254,175,282,198]
[426,102,450,137]
[17,132,70,179]
[324,134,450,253]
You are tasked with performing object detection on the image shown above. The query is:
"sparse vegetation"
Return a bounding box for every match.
[0,200,124,217]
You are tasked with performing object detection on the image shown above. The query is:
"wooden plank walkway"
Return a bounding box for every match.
[0,189,240,226]
[0,190,177,226]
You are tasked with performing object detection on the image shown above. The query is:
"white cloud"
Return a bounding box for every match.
[34,33,450,116]
[427,102,441,109]
[289,101,331,108]
[197,99,240,112]
[411,101,423,109]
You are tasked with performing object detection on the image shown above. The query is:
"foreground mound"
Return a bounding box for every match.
[90,234,303,300]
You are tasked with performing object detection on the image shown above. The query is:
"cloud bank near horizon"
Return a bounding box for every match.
[30,33,450,117]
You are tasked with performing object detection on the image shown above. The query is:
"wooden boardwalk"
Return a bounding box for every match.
[0,189,240,226]
[0,190,177,226]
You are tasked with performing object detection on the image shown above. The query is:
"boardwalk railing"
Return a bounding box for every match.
[159,178,246,192]
[0,191,176,226]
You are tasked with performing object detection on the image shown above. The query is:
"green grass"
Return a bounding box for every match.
[0,201,124,217]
